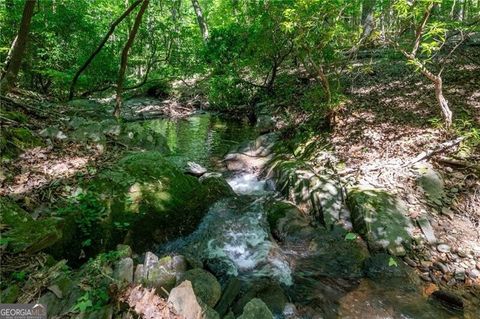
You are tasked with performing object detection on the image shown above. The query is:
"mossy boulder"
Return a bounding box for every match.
[256,283,288,315]
[266,158,350,229]
[0,126,43,158]
[0,197,62,254]
[263,200,314,240]
[199,173,235,198]
[181,268,221,308]
[347,187,414,254]
[67,118,169,151]
[238,298,273,319]
[51,151,225,261]
[300,226,370,279]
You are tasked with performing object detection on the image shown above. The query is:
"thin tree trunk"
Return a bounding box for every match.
[360,0,376,41]
[1,35,18,80]
[0,0,36,95]
[191,0,209,41]
[113,0,149,119]
[434,77,453,127]
[403,2,453,128]
[68,0,143,100]
[305,54,331,103]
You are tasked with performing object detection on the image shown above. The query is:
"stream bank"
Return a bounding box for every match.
[1,95,479,318]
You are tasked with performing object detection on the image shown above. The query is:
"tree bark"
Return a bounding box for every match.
[113,0,149,119]
[68,0,143,100]
[305,54,331,103]
[360,0,376,40]
[0,0,36,95]
[402,53,453,128]
[1,35,18,80]
[191,0,209,41]
[402,2,453,128]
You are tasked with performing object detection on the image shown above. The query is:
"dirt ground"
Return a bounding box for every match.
[332,49,480,301]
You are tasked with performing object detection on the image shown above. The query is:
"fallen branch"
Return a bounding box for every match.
[403,136,465,167]
[435,156,474,168]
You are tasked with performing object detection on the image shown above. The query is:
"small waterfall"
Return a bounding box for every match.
[226,173,268,195]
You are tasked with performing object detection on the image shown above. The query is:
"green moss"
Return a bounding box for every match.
[0,127,43,158]
[53,151,225,261]
[0,197,62,254]
[347,187,414,253]
[182,269,221,308]
[264,201,291,230]
[238,298,273,319]
[0,285,20,303]
[0,110,28,123]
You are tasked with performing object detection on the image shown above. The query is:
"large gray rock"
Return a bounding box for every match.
[347,187,414,254]
[224,134,277,173]
[414,163,446,207]
[114,257,133,284]
[237,298,273,319]
[181,269,221,308]
[267,159,350,229]
[139,252,186,293]
[168,280,203,319]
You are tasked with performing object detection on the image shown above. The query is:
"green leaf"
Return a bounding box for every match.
[78,299,93,313]
[345,232,357,241]
[388,257,398,267]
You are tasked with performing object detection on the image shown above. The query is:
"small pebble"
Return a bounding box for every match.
[434,261,449,274]
[404,257,417,267]
[421,260,433,268]
[447,278,456,286]
[467,269,480,279]
[449,253,459,261]
[437,244,451,253]
[420,273,432,282]
[457,250,467,258]
[476,262,480,271]
[454,268,466,282]
[430,272,440,284]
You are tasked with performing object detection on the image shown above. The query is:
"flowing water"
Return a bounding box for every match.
[146,113,473,318]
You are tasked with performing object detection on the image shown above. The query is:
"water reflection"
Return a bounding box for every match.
[141,113,256,169]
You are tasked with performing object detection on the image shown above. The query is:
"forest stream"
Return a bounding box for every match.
[1,1,479,318]
[136,111,468,319]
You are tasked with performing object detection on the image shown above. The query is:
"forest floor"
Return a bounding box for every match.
[0,90,196,208]
[330,50,480,297]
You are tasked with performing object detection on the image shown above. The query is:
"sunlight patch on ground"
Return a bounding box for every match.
[0,145,102,197]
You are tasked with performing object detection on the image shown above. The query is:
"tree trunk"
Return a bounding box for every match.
[434,77,453,127]
[403,52,453,128]
[360,0,376,41]
[68,0,143,100]
[191,0,209,41]
[1,35,18,80]
[0,0,36,95]
[113,0,149,119]
[305,54,331,103]
[403,2,452,128]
